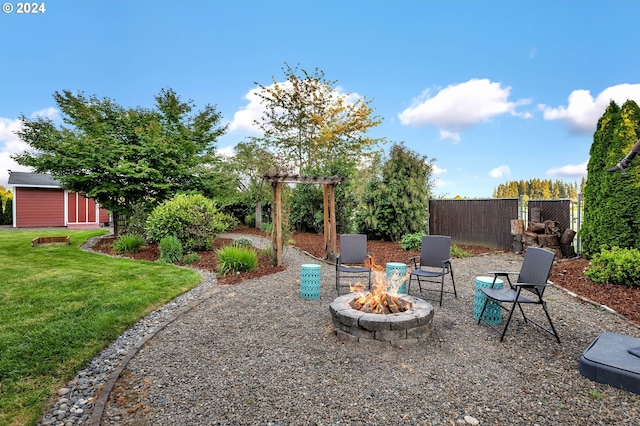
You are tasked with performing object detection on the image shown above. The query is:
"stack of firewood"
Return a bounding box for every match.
[510,218,576,259]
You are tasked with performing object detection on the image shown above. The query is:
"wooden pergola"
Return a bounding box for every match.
[263,174,345,266]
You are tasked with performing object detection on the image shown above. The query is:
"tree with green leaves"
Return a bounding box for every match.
[581,100,640,257]
[252,63,385,174]
[356,143,434,242]
[13,89,226,229]
[229,140,281,228]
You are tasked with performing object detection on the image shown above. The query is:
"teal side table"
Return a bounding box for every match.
[300,264,321,300]
[473,276,503,324]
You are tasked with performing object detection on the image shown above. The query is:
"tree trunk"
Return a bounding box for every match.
[530,207,542,223]
[538,234,559,247]
[560,228,576,245]
[511,219,524,235]
[255,201,262,229]
[523,231,538,245]
[527,222,545,233]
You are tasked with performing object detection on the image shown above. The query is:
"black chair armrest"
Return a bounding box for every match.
[488,271,519,276]
[408,256,420,268]
[513,282,552,289]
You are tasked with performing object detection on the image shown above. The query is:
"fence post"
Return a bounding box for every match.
[576,193,582,256]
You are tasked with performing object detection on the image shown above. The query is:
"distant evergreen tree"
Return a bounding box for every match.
[581,100,640,257]
[492,178,578,200]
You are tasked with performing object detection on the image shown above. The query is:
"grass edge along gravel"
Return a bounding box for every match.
[0,229,202,426]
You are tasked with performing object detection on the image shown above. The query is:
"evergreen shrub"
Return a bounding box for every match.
[584,246,640,287]
[145,194,229,252]
[232,238,253,248]
[182,252,201,265]
[450,245,472,259]
[400,233,426,251]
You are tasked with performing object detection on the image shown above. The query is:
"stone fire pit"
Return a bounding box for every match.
[330,293,434,347]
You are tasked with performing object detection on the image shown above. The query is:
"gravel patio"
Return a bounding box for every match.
[99,234,640,425]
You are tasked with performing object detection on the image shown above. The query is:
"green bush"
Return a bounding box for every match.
[158,235,183,263]
[584,245,640,287]
[182,252,201,264]
[112,234,145,254]
[232,238,253,248]
[260,222,273,233]
[120,203,149,236]
[216,245,258,275]
[400,233,426,251]
[451,245,472,259]
[244,214,256,228]
[145,194,229,252]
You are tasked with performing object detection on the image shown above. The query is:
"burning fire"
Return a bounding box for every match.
[349,257,411,314]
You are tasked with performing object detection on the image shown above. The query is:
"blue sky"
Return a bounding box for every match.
[2,0,639,198]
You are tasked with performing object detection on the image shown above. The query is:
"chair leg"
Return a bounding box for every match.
[439,275,445,306]
[477,297,489,324]
[449,266,457,298]
[542,302,561,344]
[499,302,519,341]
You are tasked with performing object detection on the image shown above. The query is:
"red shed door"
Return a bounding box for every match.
[15,188,65,227]
[67,192,102,229]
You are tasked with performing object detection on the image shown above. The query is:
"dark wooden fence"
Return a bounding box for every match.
[429,199,518,249]
[429,198,577,250]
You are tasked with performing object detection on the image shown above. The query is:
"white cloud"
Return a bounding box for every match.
[431,164,447,175]
[31,107,60,121]
[540,84,640,134]
[216,146,235,158]
[489,165,511,178]
[228,87,265,134]
[545,160,588,179]
[398,78,532,141]
[433,176,447,188]
[0,116,32,188]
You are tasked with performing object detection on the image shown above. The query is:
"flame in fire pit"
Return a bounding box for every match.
[349,258,410,314]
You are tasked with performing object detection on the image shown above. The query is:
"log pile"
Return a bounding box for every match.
[511,218,577,259]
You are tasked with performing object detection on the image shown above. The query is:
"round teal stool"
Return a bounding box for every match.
[473,276,504,324]
[386,262,407,294]
[300,264,321,300]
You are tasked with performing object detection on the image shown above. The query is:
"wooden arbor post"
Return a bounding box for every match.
[264,175,344,266]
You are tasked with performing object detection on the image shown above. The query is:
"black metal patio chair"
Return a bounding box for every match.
[335,234,371,295]
[407,235,456,306]
[477,247,560,343]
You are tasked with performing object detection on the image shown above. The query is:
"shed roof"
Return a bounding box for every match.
[8,171,61,188]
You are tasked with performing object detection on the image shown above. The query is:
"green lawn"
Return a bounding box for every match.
[0,229,203,426]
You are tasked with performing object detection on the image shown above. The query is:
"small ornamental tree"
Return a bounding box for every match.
[145,194,229,252]
[13,89,227,231]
